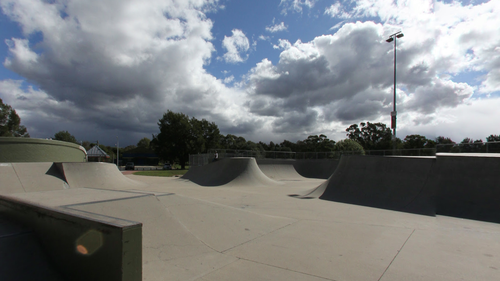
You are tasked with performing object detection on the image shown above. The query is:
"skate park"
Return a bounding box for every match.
[1,138,500,281]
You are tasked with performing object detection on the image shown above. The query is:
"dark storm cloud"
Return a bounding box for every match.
[272,109,318,133]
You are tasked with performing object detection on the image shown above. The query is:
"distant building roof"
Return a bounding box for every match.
[87,145,110,158]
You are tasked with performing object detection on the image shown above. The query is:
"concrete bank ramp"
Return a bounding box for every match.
[316,155,437,216]
[60,162,147,190]
[293,159,339,179]
[256,159,339,180]
[182,157,280,187]
[256,159,307,181]
[434,153,500,223]
[0,163,69,194]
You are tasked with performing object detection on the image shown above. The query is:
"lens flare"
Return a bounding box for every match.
[76,230,103,255]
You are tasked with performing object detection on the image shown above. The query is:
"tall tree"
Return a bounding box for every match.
[54,130,78,144]
[0,98,29,137]
[486,135,500,152]
[151,111,221,169]
[191,118,221,152]
[333,139,365,154]
[152,111,192,169]
[346,122,392,150]
[403,134,429,149]
[486,135,500,142]
[435,136,456,152]
[137,137,151,148]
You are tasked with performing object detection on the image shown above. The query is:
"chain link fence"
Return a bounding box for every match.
[436,141,500,153]
[188,142,500,167]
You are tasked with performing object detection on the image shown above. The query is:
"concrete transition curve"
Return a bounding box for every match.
[182,157,281,187]
[0,162,145,195]
[315,155,437,216]
[256,159,307,181]
[256,159,339,180]
[60,162,147,190]
[302,153,500,223]
[293,159,339,179]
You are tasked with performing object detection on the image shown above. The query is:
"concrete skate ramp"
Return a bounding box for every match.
[182,158,280,187]
[0,163,69,194]
[293,159,339,179]
[60,162,146,190]
[318,155,437,216]
[256,159,306,180]
[434,153,500,223]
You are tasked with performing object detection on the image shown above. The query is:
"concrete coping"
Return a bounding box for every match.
[437,153,500,158]
[0,194,141,229]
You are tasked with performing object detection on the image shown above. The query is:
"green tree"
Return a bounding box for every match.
[220,134,247,150]
[54,130,78,144]
[435,136,456,152]
[0,98,29,137]
[192,118,221,152]
[333,139,365,154]
[151,111,221,169]
[137,137,151,148]
[346,122,392,150]
[460,137,484,152]
[486,135,500,152]
[302,134,335,152]
[403,134,429,149]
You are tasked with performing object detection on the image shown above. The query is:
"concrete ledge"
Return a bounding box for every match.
[0,195,142,281]
[0,138,87,163]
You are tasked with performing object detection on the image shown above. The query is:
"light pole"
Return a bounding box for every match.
[116,136,119,169]
[386,31,404,152]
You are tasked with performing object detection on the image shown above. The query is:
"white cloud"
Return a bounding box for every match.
[324,2,352,19]
[245,11,499,137]
[272,39,292,50]
[223,75,234,84]
[222,29,250,63]
[279,0,316,14]
[0,0,262,144]
[1,0,499,145]
[266,22,287,33]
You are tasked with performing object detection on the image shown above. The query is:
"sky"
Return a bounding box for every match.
[0,0,499,147]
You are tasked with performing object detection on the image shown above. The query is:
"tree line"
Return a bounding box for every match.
[2,99,499,166]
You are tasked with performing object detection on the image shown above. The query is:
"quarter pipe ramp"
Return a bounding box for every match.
[313,155,438,216]
[60,162,147,190]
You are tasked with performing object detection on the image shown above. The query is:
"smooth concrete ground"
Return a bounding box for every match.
[2,160,500,280]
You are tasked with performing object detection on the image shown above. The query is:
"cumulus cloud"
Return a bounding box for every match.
[324,2,352,19]
[280,0,316,14]
[0,0,255,144]
[272,39,292,50]
[266,22,287,33]
[245,10,494,135]
[222,29,250,63]
[1,0,499,145]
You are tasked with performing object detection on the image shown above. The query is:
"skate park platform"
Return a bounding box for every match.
[1,156,500,280]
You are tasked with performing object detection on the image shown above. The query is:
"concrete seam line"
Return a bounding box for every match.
[187,257,241,281]
[11,164,27,193]
[377,228,416,281]
[236,257,334,281]
[221,220,299,254]
[173,193,294,221]
[157,195,220,253]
